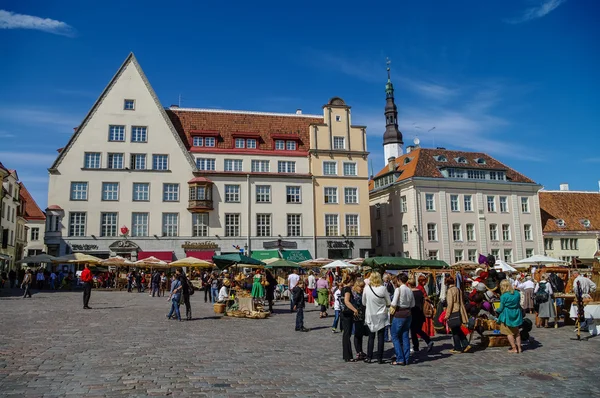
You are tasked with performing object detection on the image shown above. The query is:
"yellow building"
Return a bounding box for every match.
[309,97,371,259]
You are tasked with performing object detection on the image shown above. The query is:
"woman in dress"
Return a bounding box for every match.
[534,274,556,328]
[408,278,434,353]
[362,272,390,363]
[497,279,524,353]
[251,269,265,299]
[444,275,470,354]
[316,273,330,318]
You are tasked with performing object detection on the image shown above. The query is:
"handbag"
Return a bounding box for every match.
[423,298,435,318]
[447,311,462,328]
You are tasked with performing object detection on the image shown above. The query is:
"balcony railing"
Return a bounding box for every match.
[188,199,213,211]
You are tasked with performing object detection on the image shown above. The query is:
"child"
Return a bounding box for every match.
[292,280,309,332]
[332,282,342,333]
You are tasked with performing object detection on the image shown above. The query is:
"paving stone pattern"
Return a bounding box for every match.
[0,288,598,397]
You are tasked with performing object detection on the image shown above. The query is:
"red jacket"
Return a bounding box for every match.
[81,268,93,283]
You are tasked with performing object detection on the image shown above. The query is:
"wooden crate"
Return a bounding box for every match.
[481,335,511,348]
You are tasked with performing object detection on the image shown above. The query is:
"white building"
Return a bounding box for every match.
[20,183,46,258]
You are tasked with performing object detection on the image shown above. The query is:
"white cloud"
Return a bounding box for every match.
[0,10,75,36]
[0,131,16,138]
[0,151,57,167]
[0,106,80,131]
[505,0,567,24]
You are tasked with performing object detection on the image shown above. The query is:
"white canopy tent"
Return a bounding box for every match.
[494,260,517,273]
[514,255,567,266]
[321,260,356,269]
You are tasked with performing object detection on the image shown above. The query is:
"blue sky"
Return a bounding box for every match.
[1,0,598,208]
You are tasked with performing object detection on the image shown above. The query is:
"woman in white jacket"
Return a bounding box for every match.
[362,272,391,363]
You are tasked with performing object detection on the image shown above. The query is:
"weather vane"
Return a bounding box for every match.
[386,57,391,79]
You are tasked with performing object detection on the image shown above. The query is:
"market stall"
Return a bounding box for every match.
[169,257,214,290]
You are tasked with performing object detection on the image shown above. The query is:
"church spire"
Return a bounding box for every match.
[382,59,404,162]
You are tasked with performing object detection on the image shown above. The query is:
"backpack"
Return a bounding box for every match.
[548,273,564,293]
[187,279,195,295]
[535,283,549,303]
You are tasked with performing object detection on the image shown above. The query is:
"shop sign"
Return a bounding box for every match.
[326,240,355,250]
[264,239,297,249]
[181,241,219,250]
[70,244,99,251]
[108,240,140,251]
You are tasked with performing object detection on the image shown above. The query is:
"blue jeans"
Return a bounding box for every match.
[384,325,391,341]
[295,307,304,329]
[211,287,219,303]
[391,316,412,364]
[332,310,340,329]
[168,297,181,320]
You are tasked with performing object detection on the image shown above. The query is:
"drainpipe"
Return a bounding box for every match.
[415,188,423,260]
[312,175,318,258]
[246,174,251,254]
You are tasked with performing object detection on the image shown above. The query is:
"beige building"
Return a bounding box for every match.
[20,183,46,258]
[540,187,600,264]
[309,97,371,258]
[0,167,22,270]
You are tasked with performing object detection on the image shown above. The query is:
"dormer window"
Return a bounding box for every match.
[435,155,447,162]
[556,219,566,227]
[235,138,245,148]
[475,158,486,164]
[456,157,468,164]
[403,157,412,165]
[581,219,591,228]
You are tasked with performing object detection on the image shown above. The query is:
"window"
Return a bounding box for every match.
[503,249,513,263]
[466,224,476,241]
[343,162,357,176]
[225,214,240,237]
[544,238,554,250]
[130,154,146,170]
[131,213,149,237]
[476,158,486,164]
[131,126,147,143]
[450,195,459,211]
[427,223,437,241]
[247,139,257,149]
[286,140,296,151]
[192,213,208,237]
[286,186,301,203]
[31,228,39,241]
[487,196,496,212]
[163,183,179,202]
[107,153,124,169]
[235,138,245,148]
[333,136,345,149]
[204,137,216,147]
[524,224,532,241]
[124,99,135,110]
[196,158,216,171]
[251,160,270,172]
[287,214,302,237]
[84,152,101,169]
[325,214,339,236]
[193,136,203,147]
[388,227,394,245]
[224,159,243,172]
[425,194,435,211]
[452,224,462,241]
[402,225,409,243]
[225,185,240,202]
[521,197,530,213]
[278,161,296,173]
[335,115,341,122]
[275,140,285,150]
[133,183,150,201]
[346,215,359,237]
[162,213,179,237]
[454,249,464,263]
[344,187,358,204]
[556,219,566,227]
[102,182,119,201]
[489,224,498,241]
[323,161,337,175]
[491,249,499,259]
[375,206,381,219]
[560,238,578,250]
[189,185,208,201]
[457,157,467,164]
[253,214,270,237]
[502,224,511,241]
[526,249,534,257]
[499,196,508,213]
[100,212,118,237]
[376,230,382,246]
[152,154,168,170]
[400,196,407,213]
[70,182,88,201]
[324,187,338,204]
[428,250,439,260]
[464,195,472,212]
[436,155,447,162]
[256,185,271,203]
[468,249,477,262]
[68,212,86,237]
[109,125,125,142]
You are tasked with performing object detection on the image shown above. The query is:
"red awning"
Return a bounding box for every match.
[138,251,174,262]
[185,250,215,261]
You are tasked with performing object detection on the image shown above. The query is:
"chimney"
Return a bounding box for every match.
[559,183,569,191]
[170,105,179,109]
[296,109,302,115]
[388,157,396,172]
[406,145,414,154]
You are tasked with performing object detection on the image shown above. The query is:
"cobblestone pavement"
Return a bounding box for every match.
[0,288,598,397]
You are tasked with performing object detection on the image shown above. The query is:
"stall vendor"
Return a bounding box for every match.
[218,279,231,302]
[251,270,265,298]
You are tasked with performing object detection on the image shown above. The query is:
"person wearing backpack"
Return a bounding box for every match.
[534,274,555,328]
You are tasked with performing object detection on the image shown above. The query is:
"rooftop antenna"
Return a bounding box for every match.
[386,57,391,80]
[428,127,436,147]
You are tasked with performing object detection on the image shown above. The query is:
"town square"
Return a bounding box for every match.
[1,1,599,397]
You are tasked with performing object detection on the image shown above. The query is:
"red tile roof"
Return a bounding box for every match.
[188,177,213,183]
[370,147,536,190]
[18,183,46,221]
[539,191,600,233]
[167,108,323,155]
[47,205,63,210]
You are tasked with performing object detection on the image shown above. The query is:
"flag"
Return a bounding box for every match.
[478,254,487,265]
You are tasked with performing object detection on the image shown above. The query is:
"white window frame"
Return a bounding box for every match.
[162,213,179,237]
[525,248,534,258]
[502,224,511,241]
[70,182,88,201]
[131,126,147,142]
[287,214,302,237]
[487,196,496,212]
[107,153,124,169]
[452,223,462,242]
[286,140,296,151]
[108,125,125,142]
[31,227,39,241]
[500,196,509,213]
[131,212,149,237]
[286,186,301,203]
[323,161,337,176]
[343,162,357,176]
[196,158,216,171]
[235,138,245,148]
[277,161,296,173]
[521,197,530,213]
[464,195,472,212]
[466,223,476,241]
[100,212,118,237]
[68,212,86,237]
[224,159,243,172]
[152,154,169,170]
[402,225,409,243]
[225,185,240,203]
[251,160,270,172]
[427,223,437,241]
[256,185,271,203]
[450,195,459,212]
[247,138,257,149]
[102,182,119,201]
[544,238,554,250]
[193,136,204,147]
[524,224,532,241]
[428,250,439,260]
[256,214,272,237]
[400,196,407,213]
[489,224,498,241]
[84,152,101,169]
[333,136,345,149]
[133,183,150,201]
[324,187,338,204]
[503,249,513,263]
[344,187,358,204]
[225,213,240,237]
[275,140,285,150]
[468,249,477,262]
[124,99,135,110]
[325,214,339,237]
[346,214,359,237]
[192,213,209,237]
[454,249,464,263]
[204,137,216,147]
[425,193,435,211]
[163,183,180,202]
[130,154,146,170]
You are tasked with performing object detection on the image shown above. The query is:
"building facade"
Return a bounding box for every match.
[0,167,23,270]
[539,187,600,264]
[369,72,543,264]
[45,53,373,262]
[20,183,46,258]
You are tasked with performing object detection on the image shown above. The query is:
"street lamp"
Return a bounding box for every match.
[244,244,248,255]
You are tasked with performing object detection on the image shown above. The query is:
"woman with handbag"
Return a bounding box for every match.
[340,273,359,362]
[390,274,414,366]
[316,274,330,318]
[362,272,391,363]
[497,279,524,353]
[444,276,471,354]
[408,278,434,353]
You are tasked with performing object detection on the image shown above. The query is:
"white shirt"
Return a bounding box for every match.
[574,275,597,295]
[307,275,316,289]
[391,285,415,309]
[518,280,535,290]
[288,273,300,290]
[362,284,391,332]
[333,289,341,310]
[218,286,229,301]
